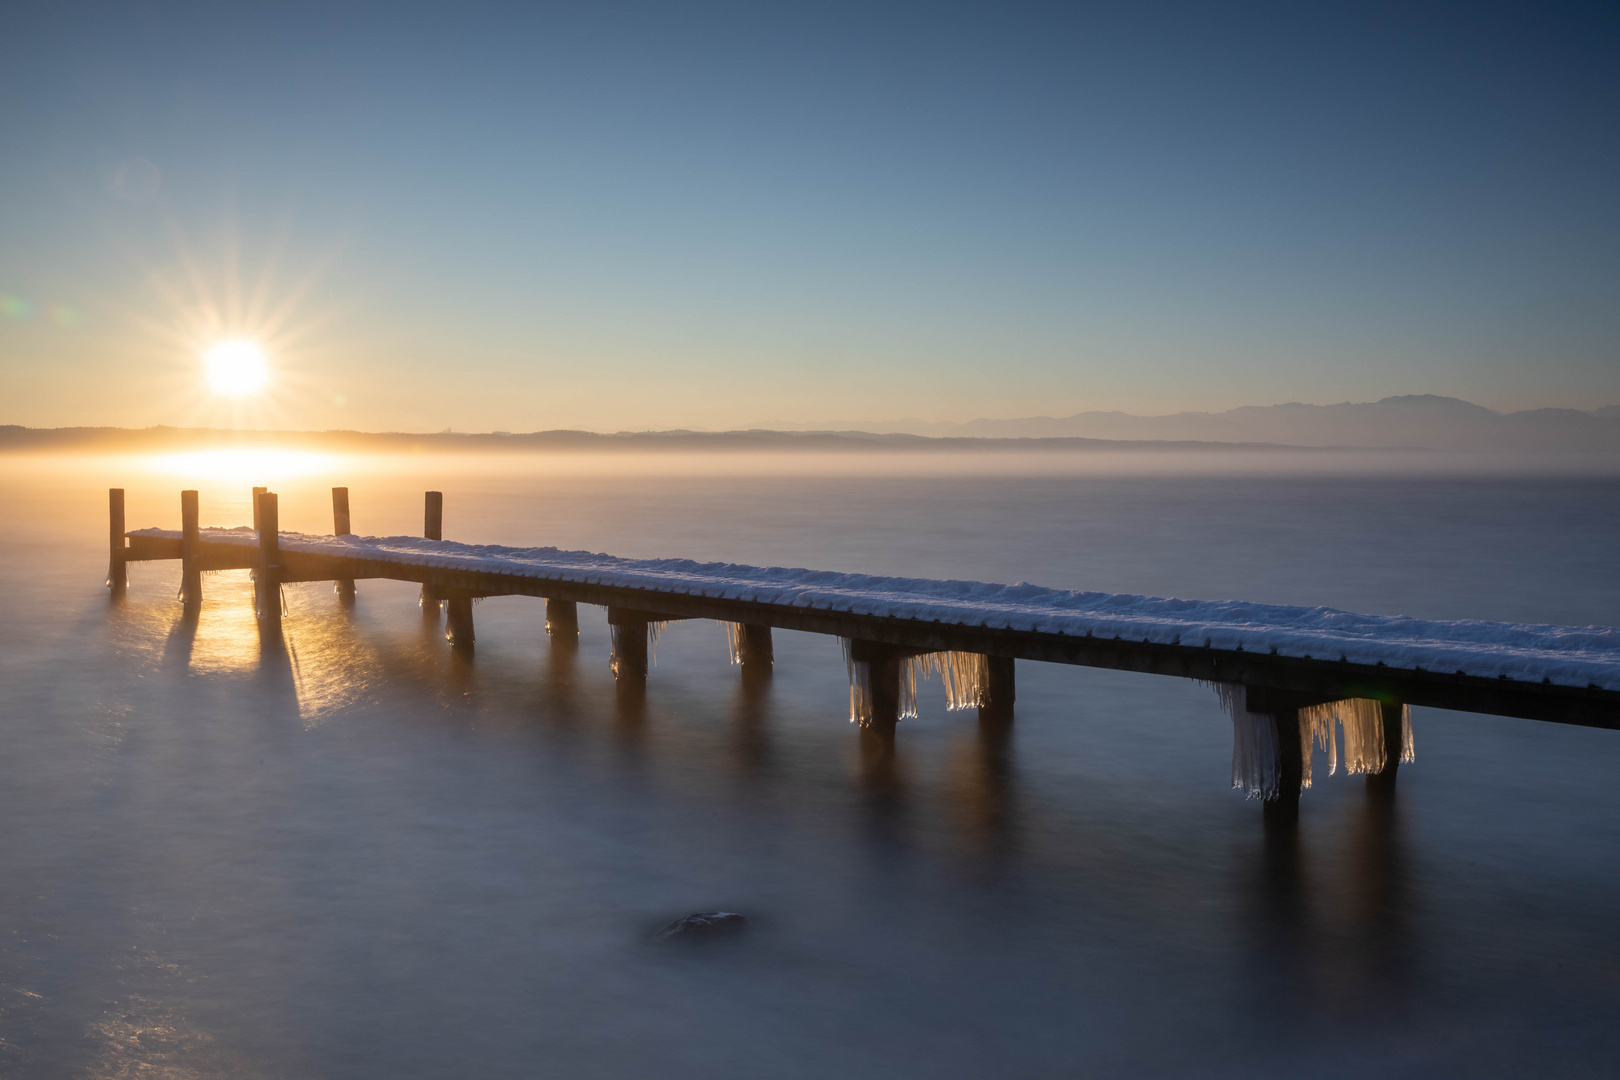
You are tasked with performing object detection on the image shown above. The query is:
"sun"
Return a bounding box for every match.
[204,339,270,397]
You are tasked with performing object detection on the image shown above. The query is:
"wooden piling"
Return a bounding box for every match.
[849,639,904,734]
[180,489,201,607]
[107,488,127,593]
[445,593,475,649]
[545,598,579,640]
[1264,709,1305,824]
[256,491,281,629]
[331,487,355,607]
[979,655,1016,726]
[421,491,443,617]
[251,486,267,532]
[1367,701,1405,793]
[737,624,773,671]
[607,607,650,681]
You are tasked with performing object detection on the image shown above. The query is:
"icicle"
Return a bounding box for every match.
[1300,701,1339,779]
[898,654,920,720]
[1210,682,1279,800]
[912,651,991,711]
[841,638,873,726]
[1400,703,1416,763]
[647,620,668,667]
[1339,698,1385,774]
[722,621,744,665]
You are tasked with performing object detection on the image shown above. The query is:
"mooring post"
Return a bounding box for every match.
[251,486,267,532]
[979,655,1016,727]
[421,491,444,618]
[445,593,475,650]
[256,490,282,630]
[331,486,355,607]
[107,488,127,593]
[545,598,579,641]
[607,607,650,681]
[180,489,201,607]
[738,624,773,672]
[1367,701,1405,793]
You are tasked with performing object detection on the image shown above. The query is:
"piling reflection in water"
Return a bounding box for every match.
[1246,783,1416,1015]
[943,723,1017,856]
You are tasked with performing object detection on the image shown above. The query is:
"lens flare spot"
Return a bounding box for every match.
[204,340,270,397]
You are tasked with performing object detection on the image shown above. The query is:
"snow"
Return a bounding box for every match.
[130,526,1620,692]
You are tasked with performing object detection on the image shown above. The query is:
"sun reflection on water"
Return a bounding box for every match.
[144,449,338,481]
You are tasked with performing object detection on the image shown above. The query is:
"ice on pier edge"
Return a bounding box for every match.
[841,643,994,726]
[1211,684,1415,800]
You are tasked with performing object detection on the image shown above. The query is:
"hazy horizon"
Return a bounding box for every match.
[5,3,1619,432]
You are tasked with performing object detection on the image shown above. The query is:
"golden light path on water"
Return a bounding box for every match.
[144,448,339,481]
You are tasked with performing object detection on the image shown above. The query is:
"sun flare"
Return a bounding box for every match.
[204,339,270,397]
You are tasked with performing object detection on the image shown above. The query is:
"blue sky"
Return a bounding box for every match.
[2,1,1616,431]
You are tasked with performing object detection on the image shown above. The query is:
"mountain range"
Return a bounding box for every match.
[757,395,1620,451]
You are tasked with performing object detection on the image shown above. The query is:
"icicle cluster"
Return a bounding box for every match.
[1211,682,1281,800]
[909,652,992,711]
[840,645,995,725]
[841,639,873,725]
[1210,683,1415,799]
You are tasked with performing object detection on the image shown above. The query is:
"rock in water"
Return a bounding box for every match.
[655,912,747,942]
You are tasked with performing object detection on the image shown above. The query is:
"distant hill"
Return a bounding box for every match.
[0,425,1306,455]
[4,395,1619,454]
[758,395,1620,451]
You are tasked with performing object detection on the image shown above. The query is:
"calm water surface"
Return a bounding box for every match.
[1,455,1618,1078]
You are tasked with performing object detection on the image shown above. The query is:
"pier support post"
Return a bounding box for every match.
[849,639,904,735]
[332,487,355,607]
[607,608,650,681]
[1367,701,1405,793]
[979,655,1015,727]
[180,489,201,608]
[545,598,579,642]
[445,593,475,650]
[738,624,773,673]
[421,491,443,618]
[107,488,127,594]
[1264,710,1305,824]
[251,487,267,532]
[256,491,282,630]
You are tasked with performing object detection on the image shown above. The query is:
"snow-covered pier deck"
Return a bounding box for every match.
[109,488,1620,820]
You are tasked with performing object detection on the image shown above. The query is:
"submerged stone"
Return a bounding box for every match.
[655,912,747,942]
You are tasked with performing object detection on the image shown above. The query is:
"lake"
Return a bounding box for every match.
[2,450,1617,1078]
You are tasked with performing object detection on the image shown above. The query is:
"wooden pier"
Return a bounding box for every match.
[107,487,1620,823]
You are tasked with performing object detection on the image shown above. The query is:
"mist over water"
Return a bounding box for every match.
[2,451,1618,1077]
